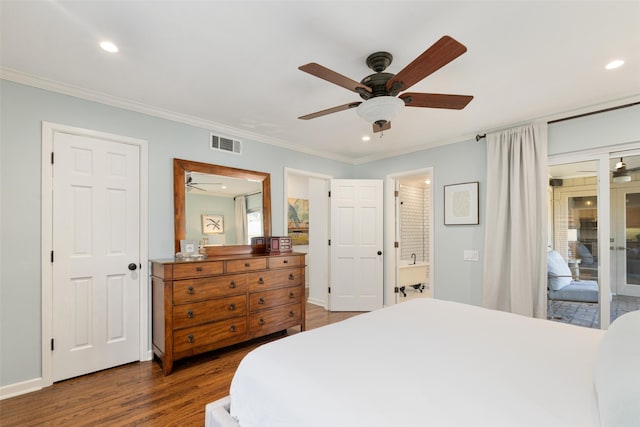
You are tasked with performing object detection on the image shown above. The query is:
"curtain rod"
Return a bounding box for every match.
[475,101,639,142]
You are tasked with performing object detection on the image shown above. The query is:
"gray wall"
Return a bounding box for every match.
[1,78,639,389]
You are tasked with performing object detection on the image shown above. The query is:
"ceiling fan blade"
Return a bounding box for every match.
[187,184,206,192]
[386,36,467,93]
[400,93,473,110]
[299,63,372,94]
[373,121,391,133]
[298,102,361,120]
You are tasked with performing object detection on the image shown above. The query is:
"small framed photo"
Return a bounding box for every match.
[444,182,479,225]
[202,214,224,234]
[180,239,197,254]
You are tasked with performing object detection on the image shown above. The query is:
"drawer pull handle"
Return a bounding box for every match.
[259,297,265,305]
[288,274,294,280]
[187,334,194,343]
[289,292,294,299]
[289,311,295,317]
[230,325,236,332]
[230,281,236,289]
[187,286,195,294]
[187,310,194,319]
[283,259,289,264]
[229,303,236,311]
[258,277,264,284]
[259,318,265,325]
[196,267,203,272]
[245,263,251,267]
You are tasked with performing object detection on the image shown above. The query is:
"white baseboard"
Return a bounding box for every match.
[306,297,327,308]
[0,377,43,400]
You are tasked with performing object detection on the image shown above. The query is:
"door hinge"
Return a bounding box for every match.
[328,191,331,197]
[51,338,55,351]
[51,152,54,164]
[328,239,331,246]
[394,190,399,197]
[328,286,331,294]
[394,241,399,248]
[394,286,400,294]
[50,251,54,263]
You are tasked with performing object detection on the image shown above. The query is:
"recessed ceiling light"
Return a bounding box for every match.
[362,136,371,142]
[605,59,624,70]
[100,41,119,53]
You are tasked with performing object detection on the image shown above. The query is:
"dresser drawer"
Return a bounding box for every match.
[173,318,247,354]
[173,294,247,329]
[269,255,302,269]
[249,303,302,336]
[226,258,268,273]
[173,274,247,304]
[249,286,302,312]
[172,261,223,279]
[248,268,302,292]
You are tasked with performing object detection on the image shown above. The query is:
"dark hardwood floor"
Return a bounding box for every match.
[0,303,362,427]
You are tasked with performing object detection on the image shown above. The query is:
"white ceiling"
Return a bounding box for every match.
[1,1,639,164]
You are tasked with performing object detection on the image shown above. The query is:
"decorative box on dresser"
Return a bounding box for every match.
[151,252,306,374]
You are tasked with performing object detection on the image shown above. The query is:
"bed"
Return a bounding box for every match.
[206,298,640,427]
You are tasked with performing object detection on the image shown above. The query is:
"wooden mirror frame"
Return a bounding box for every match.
[173,158,271,256]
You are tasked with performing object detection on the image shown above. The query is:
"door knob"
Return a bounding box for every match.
[128,263,137,271]
[377,251,382,255]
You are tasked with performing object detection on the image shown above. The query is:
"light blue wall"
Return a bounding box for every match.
[356,140,487,305]
[0,79,353,387]
[1,78,638,389]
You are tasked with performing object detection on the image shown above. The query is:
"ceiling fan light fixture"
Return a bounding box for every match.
[356,96,405,125]
[613,172,632,183]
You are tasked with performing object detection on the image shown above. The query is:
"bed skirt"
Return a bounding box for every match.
[205,396,240,427]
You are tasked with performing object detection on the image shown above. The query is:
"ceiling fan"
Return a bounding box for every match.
[185,174,223,192]
[576,157,640,183]
[298,35,473,133]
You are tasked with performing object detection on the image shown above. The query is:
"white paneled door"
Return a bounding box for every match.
[329,179,383,311]
[52,132,140,381]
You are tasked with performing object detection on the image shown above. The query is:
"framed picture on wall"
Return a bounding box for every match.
[444,182,479,225]
[202,214,224,234]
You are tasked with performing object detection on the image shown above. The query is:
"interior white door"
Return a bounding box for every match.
[611,185,640,297]
[329,179,383,311]
[52,132,140,381]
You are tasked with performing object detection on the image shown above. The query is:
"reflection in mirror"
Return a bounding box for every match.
[174,158,271,256]
[185,171,263,245]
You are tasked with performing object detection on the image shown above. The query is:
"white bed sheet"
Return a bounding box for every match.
[229,299,604,427]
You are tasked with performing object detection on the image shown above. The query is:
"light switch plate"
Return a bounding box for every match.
[463,250,479,261]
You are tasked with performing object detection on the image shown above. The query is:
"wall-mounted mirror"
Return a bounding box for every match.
[174,158,271,256]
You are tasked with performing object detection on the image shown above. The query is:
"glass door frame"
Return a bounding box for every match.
[549,152,611,329]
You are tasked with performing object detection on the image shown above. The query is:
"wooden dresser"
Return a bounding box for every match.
[151,252,305,374]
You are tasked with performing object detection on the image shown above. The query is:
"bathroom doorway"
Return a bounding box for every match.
[384,168,434,305]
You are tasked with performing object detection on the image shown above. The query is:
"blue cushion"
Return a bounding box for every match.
[547,280,599,302]
[547,250,572,290]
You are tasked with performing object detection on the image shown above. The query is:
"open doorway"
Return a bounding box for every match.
[385,168,434,305]
[284,168,331,308]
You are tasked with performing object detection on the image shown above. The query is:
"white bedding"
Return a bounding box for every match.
[228,299,605,427]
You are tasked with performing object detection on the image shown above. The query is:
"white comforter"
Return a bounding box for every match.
[230,299,604,427]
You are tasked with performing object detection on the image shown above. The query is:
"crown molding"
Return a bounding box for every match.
[0,67,356,165]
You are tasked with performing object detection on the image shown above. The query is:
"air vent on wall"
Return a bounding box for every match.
[210,133,242,155]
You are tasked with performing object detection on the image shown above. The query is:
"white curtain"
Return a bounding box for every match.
[235,195,248,245]
[482,123,548,318]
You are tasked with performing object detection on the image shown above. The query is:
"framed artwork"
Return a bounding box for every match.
[180,239,197,254]
[287,198,309,245]
[202,214,224,234]
[444,182,479,225]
